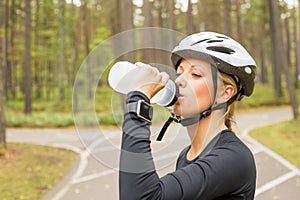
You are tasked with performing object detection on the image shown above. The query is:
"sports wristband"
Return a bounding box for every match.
[125,100,153,122]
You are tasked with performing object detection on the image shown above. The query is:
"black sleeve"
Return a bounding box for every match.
[119,91,255,200]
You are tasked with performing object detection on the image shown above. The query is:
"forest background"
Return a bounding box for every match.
[0,0,300,149]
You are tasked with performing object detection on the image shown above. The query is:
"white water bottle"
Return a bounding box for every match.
[108,61,178,107]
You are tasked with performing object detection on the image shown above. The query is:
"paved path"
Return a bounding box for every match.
[7,108,300,200]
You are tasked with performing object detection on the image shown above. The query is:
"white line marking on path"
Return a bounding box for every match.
[71,150,182,185]
[241,126,300,198]
[72,169,116,184]
[255,171,297,196]
[52,132,118,200]
[51,110,299,199]
[51,143,82,154]
[243,133,300,175]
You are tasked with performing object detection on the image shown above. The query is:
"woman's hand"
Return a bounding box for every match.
[134,62,170,99]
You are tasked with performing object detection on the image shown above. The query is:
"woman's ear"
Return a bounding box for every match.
[218,84,235,104]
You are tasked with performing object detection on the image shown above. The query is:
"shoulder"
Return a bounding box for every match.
[214,130,255,163]
[208,130,256,180]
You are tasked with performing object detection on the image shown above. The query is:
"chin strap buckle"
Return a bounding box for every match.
[171,113,181,123]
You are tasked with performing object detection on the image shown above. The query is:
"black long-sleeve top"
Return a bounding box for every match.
[119,91,256,200]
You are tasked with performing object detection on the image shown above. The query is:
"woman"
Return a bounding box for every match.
[119,32,257,200]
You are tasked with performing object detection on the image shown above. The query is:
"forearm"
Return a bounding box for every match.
[119,91,161,199]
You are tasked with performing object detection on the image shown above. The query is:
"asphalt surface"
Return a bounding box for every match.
[7,108,300,200]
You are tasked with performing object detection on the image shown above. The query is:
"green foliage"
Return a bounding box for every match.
[5,83,299,128]
[0,143,78,200]
[236,83,298,110]
[6,111,74,128]
[91,27,111,48]
[2,0,300,128]
[5,86,118,127]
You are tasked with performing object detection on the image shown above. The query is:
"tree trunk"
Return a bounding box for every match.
[73,5,83,84]
[284,14,291,71]
[223,0,232,36]
[256,0,268,84]
[187,0,193,34]
[111,0,121,56]
[72,5,83,113]
[58,0,65,102]
[82,0,92,99]
[259,1,268,83]
[198,0,207,31]
[168,0,175,50]
[0,0,7,149]
[120,0,134,52]
[235,0,242,42]
[9,0,16,99]
[268,0,298,119]
[168,0,175,30]
[294,0,300,88]
[4,0,12,100]
[120,0,135,108]
[156,0,163,27]
[118,0,134,63]
[260,45,268,83]
[34,0,42,99]
[155,0,164,64]
[143,0,155,63]
[24,0,32,114]
[268,0,283,97]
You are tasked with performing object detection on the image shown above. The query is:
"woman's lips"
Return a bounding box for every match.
[178,94,184,101]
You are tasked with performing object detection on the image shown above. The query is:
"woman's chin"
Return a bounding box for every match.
[173,103,192,117]
[172,109,181,117]
[172,102,182,116]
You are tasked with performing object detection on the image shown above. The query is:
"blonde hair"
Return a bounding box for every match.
[219,73,238,132]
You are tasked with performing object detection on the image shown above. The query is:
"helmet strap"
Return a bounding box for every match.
[179,63,218,126]
[157,64,219,141]
[180,89,241,127]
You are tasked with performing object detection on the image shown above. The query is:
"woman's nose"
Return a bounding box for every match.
[175,73,186,88]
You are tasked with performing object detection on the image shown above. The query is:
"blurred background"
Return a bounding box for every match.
[0,0,299,127]
[0,0,299,199]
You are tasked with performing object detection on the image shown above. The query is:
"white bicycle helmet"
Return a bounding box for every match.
[171,31,257,97]
[157,32,257,140]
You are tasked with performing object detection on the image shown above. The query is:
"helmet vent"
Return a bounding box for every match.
[206,46,235,54]
[191,39,210,46]
[206,39,224,43]
[216,36,230,40]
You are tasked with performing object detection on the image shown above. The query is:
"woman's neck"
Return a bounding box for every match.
[186,111,227,161]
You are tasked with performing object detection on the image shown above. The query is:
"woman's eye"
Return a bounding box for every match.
[192,73,201,78]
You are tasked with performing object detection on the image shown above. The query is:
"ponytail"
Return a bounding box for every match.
[225,102,236,132]
[219,73,238,132]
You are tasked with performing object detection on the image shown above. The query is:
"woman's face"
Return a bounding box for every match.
[172,58,215,118]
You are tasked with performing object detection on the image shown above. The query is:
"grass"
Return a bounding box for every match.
[6,111,75,128]
[5,86,117,128]
[249,118,300,168]
[5,83,299,128]
[0,143,78,200]
[236,83,293,111]
[5,85,178,127]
